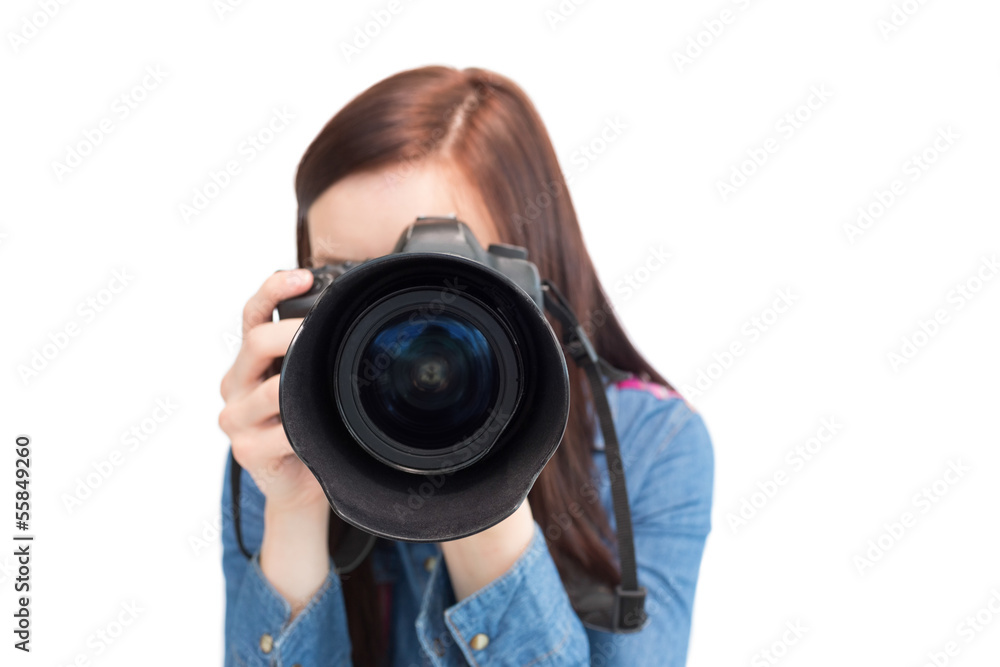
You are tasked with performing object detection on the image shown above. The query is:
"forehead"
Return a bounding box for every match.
[305,163,498,264]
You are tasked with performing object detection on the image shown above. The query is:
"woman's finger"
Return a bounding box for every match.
[242,269,313,337]
[218,374,282,435]
[221,319,302,399]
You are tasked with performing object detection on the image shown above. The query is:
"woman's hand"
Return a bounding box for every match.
[219,268,326,512]
[439,500,536,601]
[219,268,332,614]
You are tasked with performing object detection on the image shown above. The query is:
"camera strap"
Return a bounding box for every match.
[229,453,253,559]
[541,280,648,633]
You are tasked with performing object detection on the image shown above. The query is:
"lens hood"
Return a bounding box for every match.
[279,251,569,542]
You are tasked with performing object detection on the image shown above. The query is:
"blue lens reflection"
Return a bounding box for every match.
[358,312,499,450]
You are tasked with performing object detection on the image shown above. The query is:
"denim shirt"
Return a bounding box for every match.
[221,379,714,666]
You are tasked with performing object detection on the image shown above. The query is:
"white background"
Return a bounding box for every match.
[2,0,999,665]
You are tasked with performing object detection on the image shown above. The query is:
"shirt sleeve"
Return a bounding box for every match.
[414,398,714,666]
[415,521,591,665]
[221,448,353,666]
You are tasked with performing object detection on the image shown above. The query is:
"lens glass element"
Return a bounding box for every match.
[357,311,499,451]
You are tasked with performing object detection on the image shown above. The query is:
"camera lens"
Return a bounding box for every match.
[336,288,523,474]
[357,312,498,450]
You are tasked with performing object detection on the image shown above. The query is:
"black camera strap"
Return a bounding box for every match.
[541,280,647,632]
[230,453,253,559]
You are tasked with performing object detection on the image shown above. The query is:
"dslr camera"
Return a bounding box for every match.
[276,216,570,542]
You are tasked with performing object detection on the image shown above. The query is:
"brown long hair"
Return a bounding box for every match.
[294,66,670,665]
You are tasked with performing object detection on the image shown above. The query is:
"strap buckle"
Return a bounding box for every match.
[612,585,649,633]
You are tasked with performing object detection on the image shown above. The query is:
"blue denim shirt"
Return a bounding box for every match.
[221,379,714,666]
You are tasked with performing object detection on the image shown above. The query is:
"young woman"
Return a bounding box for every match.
[218,65,714,666]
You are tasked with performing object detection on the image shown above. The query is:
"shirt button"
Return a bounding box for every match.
[259,633,274,653]
[432,638,446,656]
[470,633,490,650]
[423,556,437,572]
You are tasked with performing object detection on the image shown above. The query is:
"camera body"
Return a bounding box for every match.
[277,216,544,319]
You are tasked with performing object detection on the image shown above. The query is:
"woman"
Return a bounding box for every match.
[219,65,714,666]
